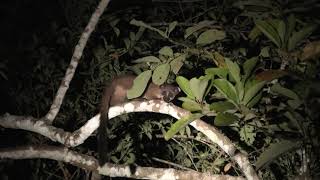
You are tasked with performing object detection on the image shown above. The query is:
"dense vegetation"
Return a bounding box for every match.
[0,0,319,179]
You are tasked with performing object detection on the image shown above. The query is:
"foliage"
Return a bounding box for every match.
[164,57,268,140]
[2,0,320,179]
[252,17,317,51]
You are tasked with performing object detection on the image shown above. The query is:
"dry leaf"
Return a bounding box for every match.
[256,70,288,82]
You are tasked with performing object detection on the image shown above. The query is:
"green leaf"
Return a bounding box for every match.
[210,101,235,112]
[287,99,302,109]
[133,56,161,63]
[259,47,270,57]
[247,91,262,108]
[129,32,136,41]
[225,58,241,84]
[152,63,170,85]
[130,19,167,38]
[268,19,281,31]
[159,46,174,57]
[182,101,202,112]
[214,112,238,126]
[212,51,226,67]
[135,27,145,41]
[240,124,256,146]
[165,113,204,140]
[213,79,239,105]
[243,81,266,105]
[277,20,286,48]
[205,68,228,79]
[189,77,208,101]
[255,140,302,169]
[288,25,317,51]
[243,57,258,81]
[109,19,120,27]
[127,70,152,99]
[249,26,262,41]
[286,14,296,43]
[123,38,131,49]
[168,21,178,36]
[284,111,303,132]
[184,20,215,39]
[236,81,245,102]
[176,76,195,99]
[255,20,281,48]
[270,83,299,100]
[170,54,185,74]
[196,29,226,46]
[113,27,120,37]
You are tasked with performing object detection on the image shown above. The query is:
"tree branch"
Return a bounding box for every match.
[0,145,244,180]
[45,0,111,123]
[1,100,259,179]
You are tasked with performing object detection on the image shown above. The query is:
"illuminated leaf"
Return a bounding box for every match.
[152,63,170,85]
[196,29,226,45]
[176,76,195,99]
[165,113,204,140]
[214,112,238,126]
[127,70,152,99]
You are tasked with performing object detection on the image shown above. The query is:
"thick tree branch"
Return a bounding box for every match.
[0,145,244,180]
[45,0,111,123]
[1,100,259,179]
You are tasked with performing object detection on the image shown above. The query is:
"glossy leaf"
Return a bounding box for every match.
[214,112,238,126]
[170,54,185,74]
[130,19,167,38]
[168,21,178,36]
[236,81,245,102]
[182,101,202,112]
[184,20,214,39]
[133,56,161,63]
[277,20,286,48]
[255,20,281,48]
[135,27,145,41]
[152,63,170,85]
[196,29,226,46]
[255,140,302,169]
[243,81,266,105]
[210,101,235,112]
[165,113,204,140]
[213,52,226,68]
[213,79,239,105]
[270,83,299,100]
[176,76,195,99]
[249,26,261,41]
[189,78,208,101]
[127,70,152,99]
[259,47,270,57]
[205,67,228,79]
[243,57,258,81]
[225,58,241,84]
[247,91,262,108]
[159,46,174,57]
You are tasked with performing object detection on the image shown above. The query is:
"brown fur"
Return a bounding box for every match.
[98,75,180,165]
